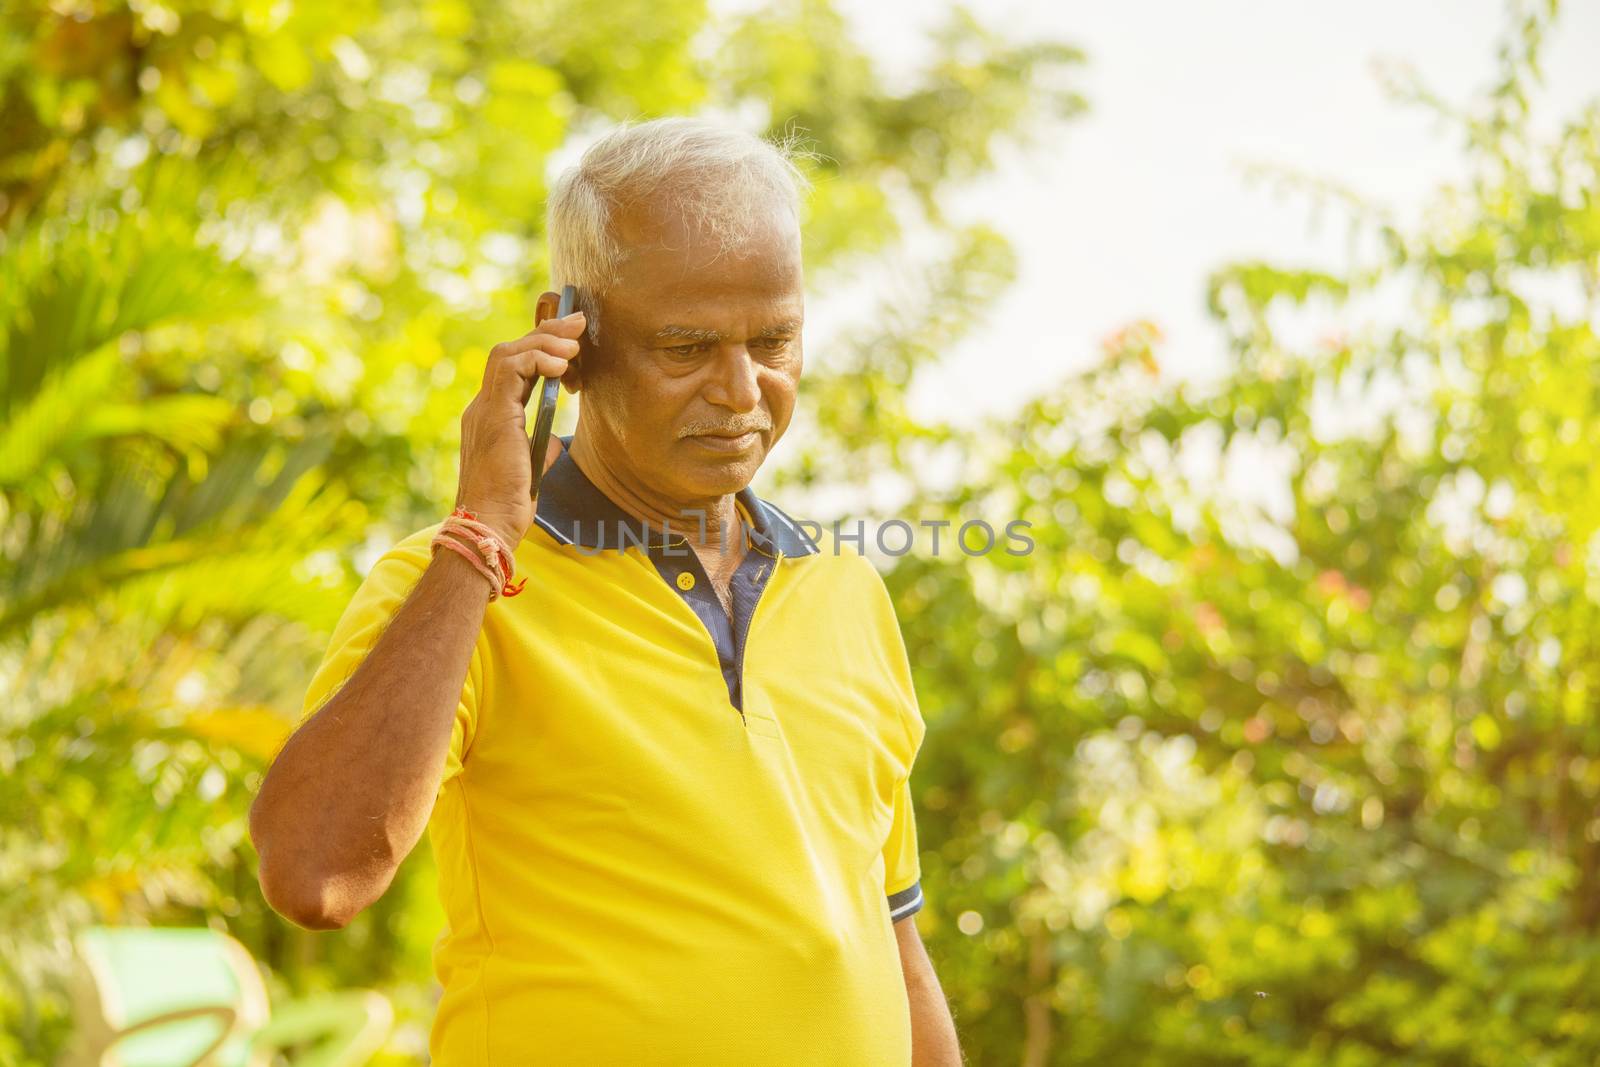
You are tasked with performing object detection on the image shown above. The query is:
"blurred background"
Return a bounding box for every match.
[3,0,1600,1063]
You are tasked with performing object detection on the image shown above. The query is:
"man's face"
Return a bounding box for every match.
[576,194,805,506]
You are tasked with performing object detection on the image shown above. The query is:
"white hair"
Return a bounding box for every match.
[546,117,813,342]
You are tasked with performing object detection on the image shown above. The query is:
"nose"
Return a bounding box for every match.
[704,344,762,413]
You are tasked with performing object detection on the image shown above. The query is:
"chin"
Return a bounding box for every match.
[673,440,765,496]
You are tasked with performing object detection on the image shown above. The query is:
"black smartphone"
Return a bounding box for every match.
[528,283,576,500]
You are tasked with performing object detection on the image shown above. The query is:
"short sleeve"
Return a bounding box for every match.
[297,532,484,790]
[884,776,924,921]
[860,554,928,922]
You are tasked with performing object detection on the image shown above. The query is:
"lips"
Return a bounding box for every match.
[690,430,761,452]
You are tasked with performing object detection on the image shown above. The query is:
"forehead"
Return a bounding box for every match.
[606,195,804,329]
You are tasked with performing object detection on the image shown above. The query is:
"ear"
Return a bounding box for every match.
[534,290,561,325]
[535,288,587,393]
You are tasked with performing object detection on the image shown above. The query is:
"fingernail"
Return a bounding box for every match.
[565,310,585,319]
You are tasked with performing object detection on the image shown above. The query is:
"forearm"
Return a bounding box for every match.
[250,547,492,928]
[897,918,963,1066]
[908,968,962,1067]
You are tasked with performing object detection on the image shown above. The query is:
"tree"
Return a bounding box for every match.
[833,1,1600,1061]
[0,0,1082,1060]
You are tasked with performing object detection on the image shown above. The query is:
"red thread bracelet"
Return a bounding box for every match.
[431,506,526,599]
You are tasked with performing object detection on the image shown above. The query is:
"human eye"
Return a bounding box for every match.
[664,341,712,357]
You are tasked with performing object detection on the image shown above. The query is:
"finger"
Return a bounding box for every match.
[484,335,578,390]
[542,433,565,474]
[492,349,571,405]
[489,331,580,363]
[537,308,588,334]
[484,337,579,391]
[528,311,589,340]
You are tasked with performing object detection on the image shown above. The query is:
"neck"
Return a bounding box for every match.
[567,430,744,552]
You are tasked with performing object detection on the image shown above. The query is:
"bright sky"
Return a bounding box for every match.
[810,0,1600,425]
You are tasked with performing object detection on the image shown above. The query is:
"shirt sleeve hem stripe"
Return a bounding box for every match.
[887,883,924,920]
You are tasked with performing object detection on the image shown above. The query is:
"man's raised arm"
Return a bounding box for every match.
[249,304,585,929]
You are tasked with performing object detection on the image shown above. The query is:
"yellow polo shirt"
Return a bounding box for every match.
[297,440,928,1064]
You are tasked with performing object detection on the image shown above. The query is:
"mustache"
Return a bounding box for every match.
[678,418,771,438]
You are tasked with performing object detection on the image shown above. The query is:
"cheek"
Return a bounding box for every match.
[587,354,651,434]
[765,360,802,427]
[600,355,701,432]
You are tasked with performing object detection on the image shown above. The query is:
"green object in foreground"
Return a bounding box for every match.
[63,927,392,1067]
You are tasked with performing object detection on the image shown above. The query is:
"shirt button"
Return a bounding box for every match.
[676,571,696,591]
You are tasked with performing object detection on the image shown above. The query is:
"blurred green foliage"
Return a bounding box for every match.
[834,4,1600,1064]
[0,0,1082,1062]
[3,0,1599,1065]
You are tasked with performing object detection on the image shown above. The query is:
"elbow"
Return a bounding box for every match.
[274,881,353,931]
[290,902,357,933]
[255,855,362,931]
[250,798,363,931]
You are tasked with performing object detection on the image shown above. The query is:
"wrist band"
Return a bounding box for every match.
[432,509,526,599]
[430,506,527,599]
[433,533,503,595]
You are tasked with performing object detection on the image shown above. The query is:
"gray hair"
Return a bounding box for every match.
[546,117,813,342]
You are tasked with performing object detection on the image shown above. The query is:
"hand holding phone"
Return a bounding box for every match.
[454,287,583,548]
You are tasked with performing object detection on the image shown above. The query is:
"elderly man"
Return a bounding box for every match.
[250,117,963,1065]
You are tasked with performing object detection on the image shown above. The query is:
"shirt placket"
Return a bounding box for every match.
[645,527,781,723]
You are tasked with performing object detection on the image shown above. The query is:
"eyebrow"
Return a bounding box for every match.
[651,319,802,344]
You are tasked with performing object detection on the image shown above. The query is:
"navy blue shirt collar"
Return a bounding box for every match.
[532,435,818,556]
